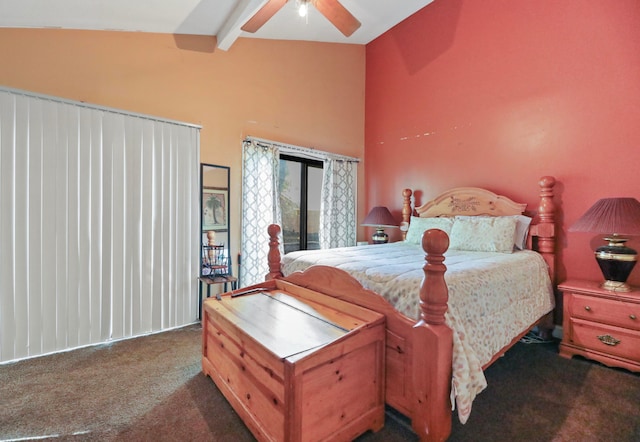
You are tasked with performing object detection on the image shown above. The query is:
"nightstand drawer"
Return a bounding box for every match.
[570,318,640,363]
[568,293,640,331]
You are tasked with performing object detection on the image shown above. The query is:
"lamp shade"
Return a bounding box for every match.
[362,206,398,228]
[569,198,640,235]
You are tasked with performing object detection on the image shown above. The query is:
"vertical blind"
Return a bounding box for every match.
[0,88,200,364]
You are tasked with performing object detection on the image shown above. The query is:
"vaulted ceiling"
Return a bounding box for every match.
[0,0,434,50]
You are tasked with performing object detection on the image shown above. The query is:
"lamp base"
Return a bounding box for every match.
[371,228,389,244]
[595,237,637,293]
[601,280,632,292]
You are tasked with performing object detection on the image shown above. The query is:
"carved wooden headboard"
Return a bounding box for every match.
[400,176,557,283]
[399,186,526,237]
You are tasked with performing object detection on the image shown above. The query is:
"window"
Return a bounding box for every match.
[240,137,358,288]
[279,154,323,253]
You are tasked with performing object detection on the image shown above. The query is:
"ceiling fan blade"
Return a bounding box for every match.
[241,0,288,33]
[314,0,361,37]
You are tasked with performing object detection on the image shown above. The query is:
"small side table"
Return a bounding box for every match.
[198,275,238,319]
[558,279,640,372]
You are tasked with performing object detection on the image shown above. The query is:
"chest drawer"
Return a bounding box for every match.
[568,293,640,331]
[570,318,640,363]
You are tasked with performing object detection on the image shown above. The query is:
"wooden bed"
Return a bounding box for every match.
[264,176,557,442]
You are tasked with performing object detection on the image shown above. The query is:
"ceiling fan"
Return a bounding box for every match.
[242,0,361,37]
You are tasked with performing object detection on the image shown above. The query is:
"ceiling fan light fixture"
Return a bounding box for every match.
[298,0,309,17]
[242,0,361,37]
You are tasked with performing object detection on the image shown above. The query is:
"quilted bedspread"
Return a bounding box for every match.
[282,242,555,424]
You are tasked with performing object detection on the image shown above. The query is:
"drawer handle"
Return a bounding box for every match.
[584,306,591,311]
[597,334,621,346]
[631,314,637,320]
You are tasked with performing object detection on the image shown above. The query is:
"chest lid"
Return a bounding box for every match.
[212,290,349,360]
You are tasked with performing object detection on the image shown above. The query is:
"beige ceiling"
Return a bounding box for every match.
[0,0,434,50]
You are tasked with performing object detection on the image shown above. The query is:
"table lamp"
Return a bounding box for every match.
[362,206,398,244]
[569,197,640,292]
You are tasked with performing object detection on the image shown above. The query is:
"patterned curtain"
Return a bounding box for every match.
[240,140,281,287]
[240,137,358,286]
[319,158,357,248]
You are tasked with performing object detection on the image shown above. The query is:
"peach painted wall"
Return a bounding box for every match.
[365,0,640,290]
[0,29,366,263]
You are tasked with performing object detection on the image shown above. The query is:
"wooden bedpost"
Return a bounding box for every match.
[401,188,413,240]
[412,229,453,442]
[531,176,557,339]
[531,176,556,284]
[266,224,284,280]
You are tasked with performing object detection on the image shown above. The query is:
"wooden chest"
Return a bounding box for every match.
[202,278,386,442]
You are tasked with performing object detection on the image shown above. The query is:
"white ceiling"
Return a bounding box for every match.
[0,0,434,51]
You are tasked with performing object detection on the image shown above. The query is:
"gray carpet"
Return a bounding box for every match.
[1,323,638,441]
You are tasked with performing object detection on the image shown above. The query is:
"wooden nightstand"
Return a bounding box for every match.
[559,279,640,372]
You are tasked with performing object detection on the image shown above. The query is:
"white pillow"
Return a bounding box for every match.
[449,216,518,253]
[404,216,454,245]
[512,215,532,250]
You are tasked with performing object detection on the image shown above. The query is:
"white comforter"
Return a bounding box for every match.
[282,242,555,424]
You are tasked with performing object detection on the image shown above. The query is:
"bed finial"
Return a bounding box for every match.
[420,229,449,325]
[401,188,413,240]
[538,176,556,224]
[266,224,284,280]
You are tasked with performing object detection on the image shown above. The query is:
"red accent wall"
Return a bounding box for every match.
[365,0,640,287]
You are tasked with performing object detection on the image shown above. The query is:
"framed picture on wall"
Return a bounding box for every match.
[203,187,228,231]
